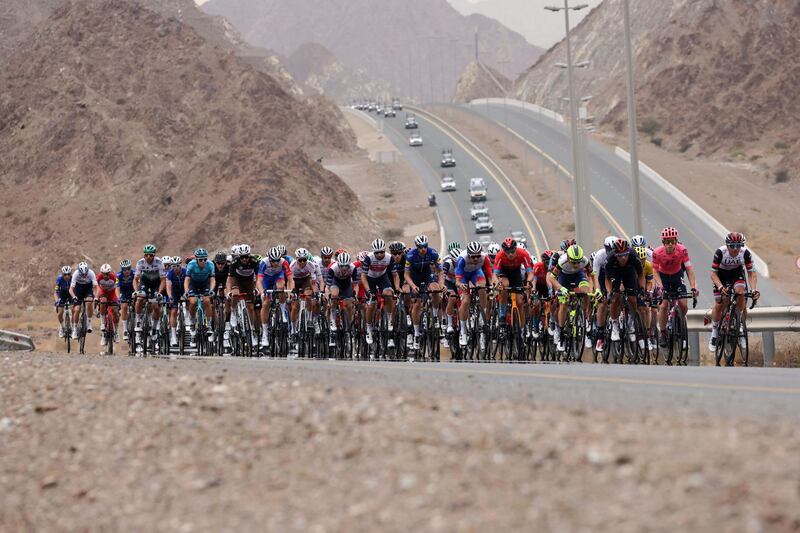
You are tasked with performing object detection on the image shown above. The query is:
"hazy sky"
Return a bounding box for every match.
[447,0,605,49]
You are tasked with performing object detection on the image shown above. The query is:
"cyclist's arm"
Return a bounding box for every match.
[710,270,722,292]
[747,269,757,292]
[685,266,697,291]
[159,276,166,294]
[166,275,173,300]
[183,273,191,294]
[652,269,663,290]
[548,268,563,292]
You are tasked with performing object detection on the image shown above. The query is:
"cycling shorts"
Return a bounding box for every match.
[497,266,524,289]
[713,270,746,302]
[230,276,255,300]
[292,276,313,293]
[534,282,550,299]
[72,283,94,303]
[260,272,284,291]
[187,279,212,296]
[659,271,686,295]
[366,274,392,294]
[608,267,639,295]
[97,288,118,304]
[55,290,71,307]
[118,288,134,303]
[409,271,438,288]
[329,278,354,300]
[444,279,457,294]
[558,270,589,291]
[458,269,486,286]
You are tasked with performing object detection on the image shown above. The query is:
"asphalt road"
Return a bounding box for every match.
[366,109,534,252]
[462,102,789,307]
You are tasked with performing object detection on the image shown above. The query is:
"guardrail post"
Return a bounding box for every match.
[688,331,700,366]
[762,332,775,367]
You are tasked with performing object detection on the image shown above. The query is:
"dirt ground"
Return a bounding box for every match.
[1,352,799,532]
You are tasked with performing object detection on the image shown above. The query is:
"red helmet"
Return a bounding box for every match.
[661,226,679,240]
[613,238,630,254]
[335,248,347,256]
[725,232,745,246]
[502,237,517,251]
[560,238,576,252]
[541,249,554,263]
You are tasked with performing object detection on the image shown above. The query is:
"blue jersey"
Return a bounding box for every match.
[116,271,135,293]
[166,267,187,294]
[404,248,441,275]
[186,259,215,282]
[54,275,71,295]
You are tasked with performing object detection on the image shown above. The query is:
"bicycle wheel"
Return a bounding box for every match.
[177,306,186,356]
[715,312,731,366]
[739,318,749,367]
[572,305,586,363]
[106,318,115,356]
[632,312,647,365]
[79,308,87,355]
[724,309,740,367]
[63,314,72,354]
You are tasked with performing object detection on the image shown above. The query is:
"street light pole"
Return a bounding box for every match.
[546,1,591,247]
[623,0,643,234]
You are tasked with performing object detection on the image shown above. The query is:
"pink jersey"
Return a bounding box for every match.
[652,244,692,276]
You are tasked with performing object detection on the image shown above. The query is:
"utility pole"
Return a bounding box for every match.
[623,0,643,234]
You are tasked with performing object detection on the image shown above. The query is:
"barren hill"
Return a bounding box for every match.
[202,0,543,102]
[514,0,800,180]
[0,0,375,304]
[452,60,511,103]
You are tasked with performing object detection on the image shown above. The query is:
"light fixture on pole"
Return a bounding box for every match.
[547,0,591,246]
[622,0,643,234]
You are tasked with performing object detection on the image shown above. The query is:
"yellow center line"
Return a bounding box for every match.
[286,359,800,395]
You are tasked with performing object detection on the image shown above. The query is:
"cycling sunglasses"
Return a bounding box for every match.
[727,243,743,249]
[144,253,155,258]
[197,258,207,262]
[391,251,403,255]
[297,258,308,263]
[269,258,280,263]
[468,254,481,260]
[662,239,677,245]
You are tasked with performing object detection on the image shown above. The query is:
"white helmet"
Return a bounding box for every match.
[268,247,282,261]
[337,252,351,264]
[631,234,646,248]
[172,256,182,265]
[604,236,618,252]
[449,248,461,261]
[466,241,482,255]
[100,263,112,274]
[77,262,89,275]
[371,238,386,252]
[230,244,240,255]
[120,259,132,269]
[61,265,72,274]
[295,247,309,259]
[162,256,173,266]
[487,243,501,255]
[239,244,251,256]
[414,234,429,247]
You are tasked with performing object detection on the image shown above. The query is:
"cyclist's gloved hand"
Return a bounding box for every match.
[559,287,569,297]
[691,287,699,298]
[593,288,602,299]
[752,290,760,300]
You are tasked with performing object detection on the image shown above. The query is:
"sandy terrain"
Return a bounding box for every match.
[2,352,799,532]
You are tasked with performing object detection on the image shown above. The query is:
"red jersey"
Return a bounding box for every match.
[652,244,692,276]
[96,272,117,294]
[532,261,548,286]
[493,248,533,273]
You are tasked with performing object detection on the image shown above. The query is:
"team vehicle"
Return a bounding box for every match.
[441,149,456,167]
[469,177,487,202]
[440,174,457,192]
[474,215,494,234]
[404,115,418,129]
[408,131,423,146]
[470,204,490,220]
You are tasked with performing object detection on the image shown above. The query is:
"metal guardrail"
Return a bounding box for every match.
[468,97,565,123]
[0,330,36,351]
[685,306,800,366]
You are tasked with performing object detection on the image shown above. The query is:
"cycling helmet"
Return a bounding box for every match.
[589,251,596,264]
[631,235,646,248]
[634,246,647,261]
[389,241,405,253]
[120,259,131,269]
[560,238,576,252]
[226,255,232,263]
[252,254,262,264]
[466,241,482,255]
[77,262,89,275]
[357,250,369,262]
[194,248,208,259]
[230,244,241,256]
[371,238,386,252]
[320,246,333,257]
[487,243,501,256]
[276,244,287,257]
[541,249,554,263]
[519,241,527,250]
[295,247,309,259]
[172,256,182,265]
[448,241,462,253]
[501,237,517,251]
[661,226,679,240]
[214,252,227,263]
[725,232,746,246]
[414,234,429,247]
[100,263,112,274]
[61,265,72,274]
[268,247,282,261]
[613,238,630,254]
[603,236,618,252]
[566,244,583,262]
[143,244,157,254]
[239,244,251,256]
[337,252,351,264]
[162,256,173,266]
[449,248,462,261]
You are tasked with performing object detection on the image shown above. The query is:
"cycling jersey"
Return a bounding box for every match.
[555,253,591,275]
[442,257,457,283]
[54,275,72,304]
[360,252,393,278]
[166,267,187,294]
[326,261,358,283]
[711,246,754,274]
[186,259,215,282]
[135,257,165,285]
[228,258,257,281]
[389,253,406,289]
[493,248,533,274]
[405,248,441,275]
[214,262,230,292]
[643,260,654,281]
[605,252,643,278]
[117,270,135,295]
[96,272,117,293]
[652,244,692,276]
[258,259,286,278]
[455,251,491,285]
[532,262,548,286]
[70,269,98,288]
[592,248,608,274]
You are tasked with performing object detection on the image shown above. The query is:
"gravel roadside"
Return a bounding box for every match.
[2,353,799,532]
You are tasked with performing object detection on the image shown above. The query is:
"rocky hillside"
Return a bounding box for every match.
[202,0,543,102]
[452,60,511,103]
[0,0,63,61]
[0,0,375,304]
[285,42,395,103]
[515,0,800,180]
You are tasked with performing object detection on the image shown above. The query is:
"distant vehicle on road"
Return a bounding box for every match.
[469,177,487,202]
[441,149,456,167]
[404,115,418,129]
[470,204,489,220]
[408,131,423,146]
[368,102,376,112]
[510,231,527,247]
[384,106,396,118]
[475,216,494,234]
[440,174,457,192]
[392,99,403,111]
[477,235,495,248]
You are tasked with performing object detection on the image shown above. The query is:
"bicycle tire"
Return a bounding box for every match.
[715,311,729,366]
[106,317,114,356]
[572,304,586,363]
[724,309,740,367]
[740,317,749,367]
[79,307,87,355]
[633,311,647,365]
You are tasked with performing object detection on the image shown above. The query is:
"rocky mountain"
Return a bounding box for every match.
[0,0,63,61]
[452,60,510,103]
[0,0,374,304]
[514,0,800,179]
[202,0,543,102]
[285,42,395,103]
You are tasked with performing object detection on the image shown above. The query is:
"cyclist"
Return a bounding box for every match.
[549,244,592,352]
[326,251,358,346]
[54,266,73,338]
[95,263,120,346]
[360,238,397,346]
[708,232,759,352]
[117,259,135,340]
[133,245,166,342]
[404,234,443,350]
[455,241,493,347]
[493,237,533,329]
[388,241,407,293]
[289,247,320,340]
[257,246,288,347]
[592,236,618,352]
[529,250,553,339]
[634,246,656,351]
[69,261,98,339]
[314,246,335,294]
[166,257,188,347]
[652,227,698,348]
[604,239,645,342]
[184,248,216,345]
[486,242,501,265]
[548,238,576,272]
[226,243,258,347]
[442,247,461,346]
[212,251,232,348]
[631,235,652,262]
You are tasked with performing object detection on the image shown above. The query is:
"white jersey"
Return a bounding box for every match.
[290,259,318,280]
[557,253,589,275]
[593,248,608,274]
[70,269,97,287]
[360,251,392,278]
[314,256,332,284]
[135,257,166,282]
[327,262,356,281]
